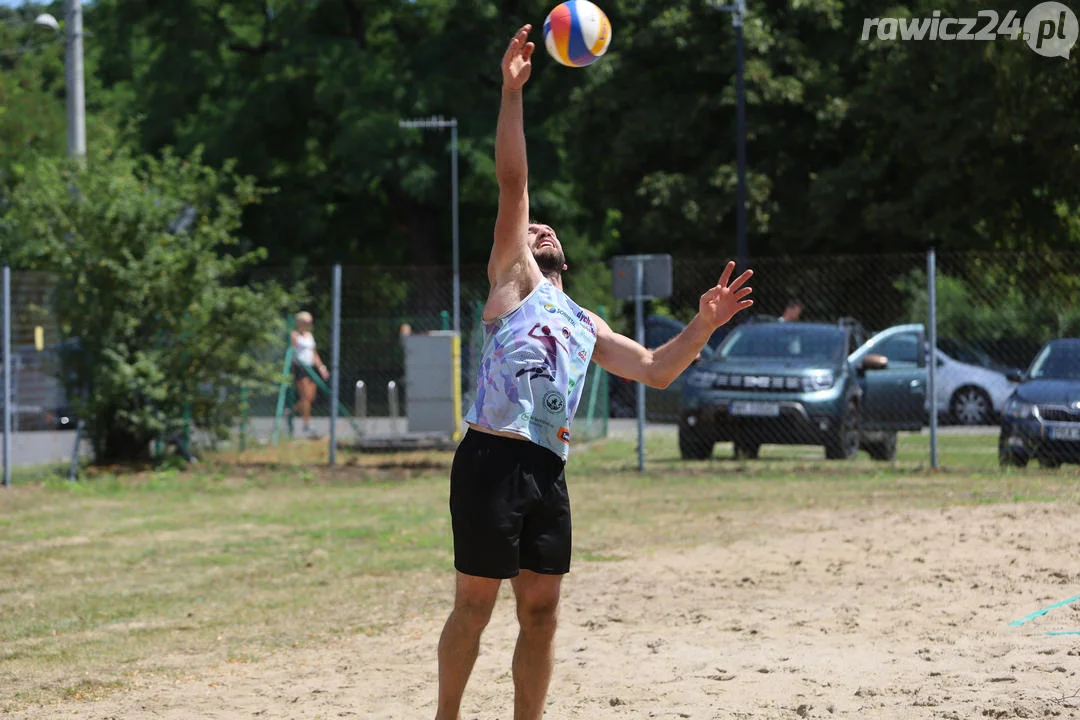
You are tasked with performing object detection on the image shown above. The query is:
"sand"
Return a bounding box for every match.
[11,501,1080,719]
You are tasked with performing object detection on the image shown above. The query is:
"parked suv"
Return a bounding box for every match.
[679,321,927,461]
[999,338,1080,468]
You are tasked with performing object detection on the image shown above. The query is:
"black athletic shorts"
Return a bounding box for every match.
[449,428,571,579]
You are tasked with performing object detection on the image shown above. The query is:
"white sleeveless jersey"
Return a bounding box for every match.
[465,281,598,461]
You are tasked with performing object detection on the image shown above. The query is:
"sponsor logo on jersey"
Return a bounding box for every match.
[543,303,577,324]
[543,391,565,413]
[575,309,597,337]
[558,427,571,444]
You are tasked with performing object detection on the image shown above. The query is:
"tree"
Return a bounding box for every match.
[4,146,295,464]
[84,0,1080,269]
[566,0,1080,257]
[895,254,1080,369]
[86,0,607,271]
[0,4,67,190]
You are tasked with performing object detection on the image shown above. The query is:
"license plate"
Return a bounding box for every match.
[730,401,781,417]
[1049,425,1080,441]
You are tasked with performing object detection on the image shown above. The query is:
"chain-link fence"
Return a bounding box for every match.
[667,252,1080,469]
[932,252,1080,470]
[240,263,609,448]
[3,251,1078,474]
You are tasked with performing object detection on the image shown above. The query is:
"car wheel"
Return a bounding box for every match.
[998,439,1029,468]
[825,400,860,460]
[733,437,760,460]
[678,426,713,461]
[950,386,992,426]
[865,431,898,462]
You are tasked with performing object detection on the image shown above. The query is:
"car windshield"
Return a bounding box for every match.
[1028,341,1080,380]
[716,324,846,364]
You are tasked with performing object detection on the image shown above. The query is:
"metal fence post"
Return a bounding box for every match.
[634,258,646,473]
[3,266,10,489]
[329,264,342,466]
[928,249,938,469]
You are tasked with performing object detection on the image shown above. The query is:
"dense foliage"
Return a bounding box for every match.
[5,146,293,462]
[87,0,1080,265]
[4,0,1079,268]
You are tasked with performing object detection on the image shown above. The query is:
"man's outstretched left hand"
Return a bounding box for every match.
[698,261,754,328]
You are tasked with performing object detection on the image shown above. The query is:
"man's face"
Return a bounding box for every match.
[527,223,567,274]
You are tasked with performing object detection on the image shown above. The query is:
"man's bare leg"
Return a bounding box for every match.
[511,570,563,720]
[435,572,501,720]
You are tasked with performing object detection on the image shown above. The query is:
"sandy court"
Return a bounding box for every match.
[12,501,1080,719]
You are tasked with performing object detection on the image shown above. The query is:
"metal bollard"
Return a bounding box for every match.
[355,380,367,419]
[388,380,400,435]
[355,380,367,437]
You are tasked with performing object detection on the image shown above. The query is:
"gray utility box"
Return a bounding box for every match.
[402,331,463,436]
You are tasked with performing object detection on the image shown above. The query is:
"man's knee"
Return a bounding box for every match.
[516,596,559,634]
[453,587,498,632]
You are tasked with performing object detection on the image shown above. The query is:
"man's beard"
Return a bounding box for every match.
[534,248,566,275]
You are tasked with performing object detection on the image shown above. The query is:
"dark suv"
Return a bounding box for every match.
[678,321,927,461]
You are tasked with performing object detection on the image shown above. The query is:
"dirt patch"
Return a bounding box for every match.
[9,502,1080,719]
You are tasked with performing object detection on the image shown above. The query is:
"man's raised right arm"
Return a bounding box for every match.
[489,25,535,286]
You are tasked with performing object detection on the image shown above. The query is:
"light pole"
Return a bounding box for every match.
[27,1,86,161]
[64,0,86,161]
[398,116,460,335]
[709,0,748,271]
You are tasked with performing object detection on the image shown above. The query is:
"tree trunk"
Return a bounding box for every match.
[94,422,154,465]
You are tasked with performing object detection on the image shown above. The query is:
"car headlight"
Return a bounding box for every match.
[687,370,717,388]
[1004,398,1033,419]
[802,371,835,392]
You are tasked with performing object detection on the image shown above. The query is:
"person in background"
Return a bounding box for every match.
[780,298,803,322]
[291,311,328,437]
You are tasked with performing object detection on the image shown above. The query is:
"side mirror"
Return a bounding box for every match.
[862,354,888,371]
[1005,369,1024,383]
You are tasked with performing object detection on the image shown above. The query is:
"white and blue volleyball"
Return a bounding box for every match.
[543,1,612,68]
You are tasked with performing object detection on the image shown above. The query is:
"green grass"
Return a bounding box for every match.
[0,430,1077,710]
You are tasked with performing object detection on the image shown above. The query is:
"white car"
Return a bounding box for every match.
[932,339,1019,425]
[855,325,1018,425]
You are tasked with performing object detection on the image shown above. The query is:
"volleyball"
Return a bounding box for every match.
[543,1,612,68]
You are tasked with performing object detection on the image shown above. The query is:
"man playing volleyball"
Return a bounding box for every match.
[435,24,755,720]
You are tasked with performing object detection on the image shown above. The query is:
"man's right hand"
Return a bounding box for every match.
[502,24,535,91]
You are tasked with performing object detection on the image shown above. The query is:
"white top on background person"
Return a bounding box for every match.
[294,330,316,366]
[433,23,757,720]
[291,311,327,380]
